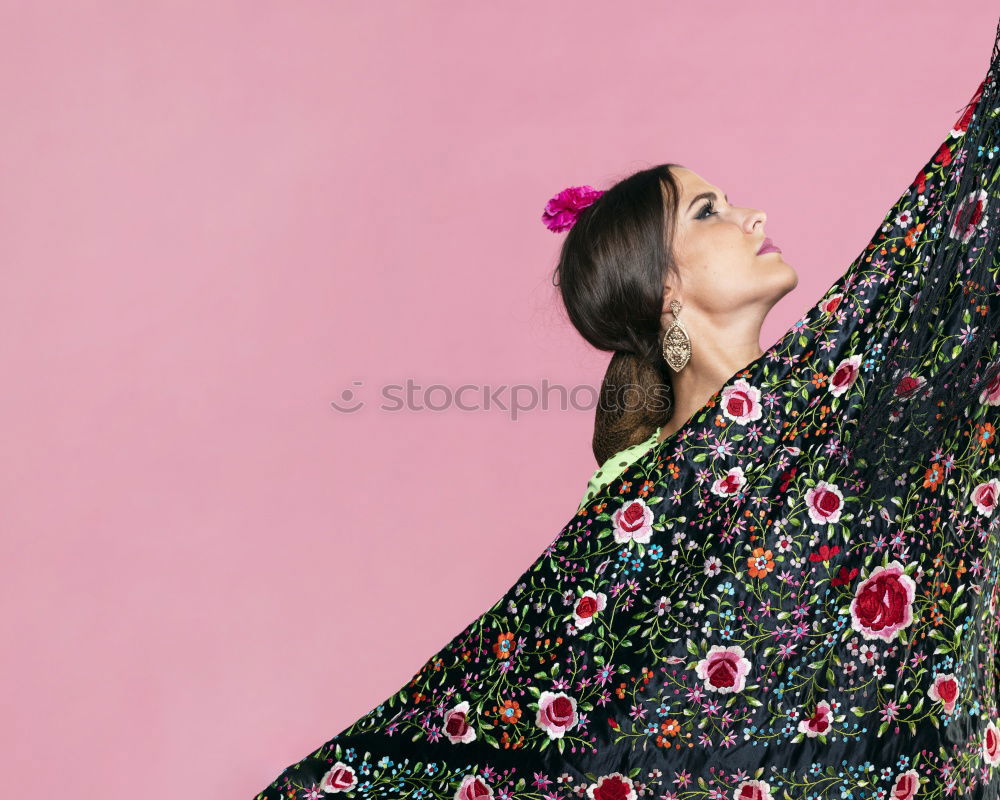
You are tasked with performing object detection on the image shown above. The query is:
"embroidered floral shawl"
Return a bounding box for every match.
[255,19,1000,800]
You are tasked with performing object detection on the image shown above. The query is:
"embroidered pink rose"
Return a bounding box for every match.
[849,560,916,642]
[711,466,746,497]
[984,720,1000,767]
[611,498,654,544]
[734,778,774,800]
[535,690,578,739]
[442,700,477,744]
[817,293,843,314]
[949,188,989,244]
[890,769,921,800]
[928,673,959,715]
[721,379,763,424]
[319,762,357,793]
[894,373,926,399]
[828,355,862,398]
[979,371,1000,405]
[797,700,833,737]
[693,644,751,694]
[455,774,495,800]
[805,481,844,524]
[971,479,1000,517]
[573,591,607,629]
[585,773,637,800]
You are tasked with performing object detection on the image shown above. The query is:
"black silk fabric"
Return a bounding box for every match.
[256,20,1000,800]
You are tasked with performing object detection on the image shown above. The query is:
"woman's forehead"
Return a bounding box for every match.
[676,167,722,199]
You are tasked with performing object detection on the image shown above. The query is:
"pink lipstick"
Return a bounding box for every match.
[757,237,781,255]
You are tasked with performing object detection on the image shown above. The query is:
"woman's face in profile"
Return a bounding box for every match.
[668,166,798,320]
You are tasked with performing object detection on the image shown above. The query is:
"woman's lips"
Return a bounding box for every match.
[757,237,781,255]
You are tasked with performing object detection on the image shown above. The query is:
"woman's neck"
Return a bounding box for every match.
[657,315,764,442]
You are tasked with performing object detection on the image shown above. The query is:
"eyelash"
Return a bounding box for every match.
[696,200,717,219]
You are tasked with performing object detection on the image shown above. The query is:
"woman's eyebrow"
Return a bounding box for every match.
[686,191,729,212]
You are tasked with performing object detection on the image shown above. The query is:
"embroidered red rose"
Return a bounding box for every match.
[971,479,1000,517]
[443,700,477,743]
[805,481,844,524]
[711,466,746,498]
[721,378,763,424]
[828,355,861,398]
[734,778,774,800]
[535,690,578,739]
[455,774,495,800]
[984,720,1000,767]
[817,293,843,314]
[573,591,607,629]
[693,644,752,694]
[849,560,916,642]
[928,673,959,715]
[611,498,654,544]
[890,768,921,800]
[980,371,1000,405]
[319,762,358,793]
[950,188,988,243]
[797,699,832,737]
[585,772,637,800]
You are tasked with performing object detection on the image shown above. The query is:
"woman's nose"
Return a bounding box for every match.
[747,209,766,231]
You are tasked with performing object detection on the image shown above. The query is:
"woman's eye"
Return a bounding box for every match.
[697,201,717,219]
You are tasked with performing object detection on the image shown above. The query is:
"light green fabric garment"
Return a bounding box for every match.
[577,426,662,512]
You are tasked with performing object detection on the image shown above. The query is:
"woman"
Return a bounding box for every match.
[567,165,797,512]
[256,18,1000,800]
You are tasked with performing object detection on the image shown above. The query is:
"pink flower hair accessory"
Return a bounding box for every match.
[541,185,605,233]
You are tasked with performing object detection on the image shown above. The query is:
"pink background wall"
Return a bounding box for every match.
[2,2,997,797]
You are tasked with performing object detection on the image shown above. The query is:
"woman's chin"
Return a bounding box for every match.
[783,262,799,291]
[758,256,798,293]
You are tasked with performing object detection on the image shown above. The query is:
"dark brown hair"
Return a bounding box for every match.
[551,164,684,466]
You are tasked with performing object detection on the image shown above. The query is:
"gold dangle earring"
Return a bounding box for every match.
[661,299,691,372]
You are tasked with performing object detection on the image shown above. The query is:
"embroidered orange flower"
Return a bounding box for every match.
[904,222,925,248]
[500,730,524,749]
[660,719,680,736]
[923,463,944,490]
[747,547,775,578]
[493,632,515,660]
[495,699,522,725]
